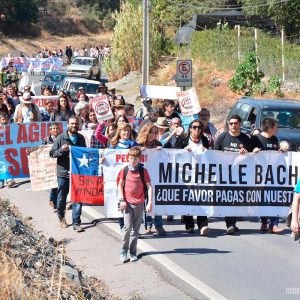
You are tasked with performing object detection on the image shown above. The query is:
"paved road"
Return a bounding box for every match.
[2,181,300,300]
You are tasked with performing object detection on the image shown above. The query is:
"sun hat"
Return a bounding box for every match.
[113,96,126,108]
[155,117,169,129]
[20,92,33,104]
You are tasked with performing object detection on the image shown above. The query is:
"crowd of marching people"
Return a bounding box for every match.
[34,44,111,64]
[1,58,300,263]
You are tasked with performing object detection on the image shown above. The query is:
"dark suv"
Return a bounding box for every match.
[226,97,300,151]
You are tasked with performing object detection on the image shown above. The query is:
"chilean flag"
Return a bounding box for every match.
[70,146,104,205]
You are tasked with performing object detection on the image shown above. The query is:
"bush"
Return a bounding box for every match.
[105,2,163,80]
[228,52,264,96]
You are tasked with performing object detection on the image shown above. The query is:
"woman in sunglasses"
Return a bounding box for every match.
[175,119,210,236]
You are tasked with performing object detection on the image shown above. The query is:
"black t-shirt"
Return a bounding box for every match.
[250,133,279,151]
[165,112,181,125]
[214,131,252,152]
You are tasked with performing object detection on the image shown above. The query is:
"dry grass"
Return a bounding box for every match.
[0,250,42,300]
[0,32,112,57]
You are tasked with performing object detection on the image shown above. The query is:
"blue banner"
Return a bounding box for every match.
[0,122,67,180]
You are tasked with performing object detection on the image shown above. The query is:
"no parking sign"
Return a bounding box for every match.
[176,60,192,87]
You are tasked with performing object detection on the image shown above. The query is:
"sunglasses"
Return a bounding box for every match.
[229,122,239,125]
[192,125,202,130]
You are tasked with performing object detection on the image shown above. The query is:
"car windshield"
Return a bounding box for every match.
[69,83,99,93]
[72,59,92,66]
[44,74,66,82]
[262,108,300,128]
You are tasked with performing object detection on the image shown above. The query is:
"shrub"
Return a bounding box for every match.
[228,51,264,96]
[105,2,163,80]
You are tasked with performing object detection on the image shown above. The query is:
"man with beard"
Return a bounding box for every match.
[50,116,86,232]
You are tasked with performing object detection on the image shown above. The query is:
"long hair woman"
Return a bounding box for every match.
[176,119,210,236]
[51,95,72,122]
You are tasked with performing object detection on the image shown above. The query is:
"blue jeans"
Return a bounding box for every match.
[49,188,58,208]
[57,177,82,225]
[146,215,163,229]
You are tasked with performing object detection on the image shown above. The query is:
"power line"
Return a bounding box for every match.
[167,0,291,11]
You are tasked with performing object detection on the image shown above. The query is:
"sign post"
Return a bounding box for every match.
[176,60,192,88]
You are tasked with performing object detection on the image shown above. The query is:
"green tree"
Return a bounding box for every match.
[0,0,38,25]
[243,0,300,36]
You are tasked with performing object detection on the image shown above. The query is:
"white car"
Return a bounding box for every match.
[61,77,101,97]
[67,56,101,80]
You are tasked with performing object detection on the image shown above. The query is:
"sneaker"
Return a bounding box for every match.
[73,224,84,232]
[0,181,4,189]
[233,225,239,232]
[60,218,68,229]
[120,250,129,263]
[186,228,194,234]
[260,224,268,232]
[200,226,210,236]
[226,226,236,235]
[130,253,138,262]
[7,180,16,188]
[154,227,167,236]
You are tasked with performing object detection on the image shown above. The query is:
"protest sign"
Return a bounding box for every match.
[140,85,181,100]
[28,145,57,191]
[69,148,299,217]
[0,121,67,179]
[176,87,201,116]
[0,56,63,73]
[145,149,299,217]
[91,95,114,122]
[70,146,104,205]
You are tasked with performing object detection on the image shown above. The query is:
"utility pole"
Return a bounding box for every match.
[142,0,150,86]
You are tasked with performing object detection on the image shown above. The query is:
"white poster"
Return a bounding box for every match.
[91,95,114,122]
[140,85,181,100]
[176,87,201,116]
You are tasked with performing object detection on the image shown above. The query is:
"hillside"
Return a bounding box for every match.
[0,5,112,57]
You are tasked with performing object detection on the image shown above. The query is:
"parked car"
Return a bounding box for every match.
[61,77,101,98]
[67,56,101,80]
[40,71,67,95]
[226,97,300,151]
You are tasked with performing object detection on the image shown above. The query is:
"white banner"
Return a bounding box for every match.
[145,149,299,217]
[102,149,148,217]
[140,85,181,100]
[0,56,63,73]
[176,87,201,116]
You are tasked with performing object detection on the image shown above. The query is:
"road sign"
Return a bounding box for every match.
[176,60,192,87]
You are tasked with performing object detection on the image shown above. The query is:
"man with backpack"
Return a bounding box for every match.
[117,147,153,263]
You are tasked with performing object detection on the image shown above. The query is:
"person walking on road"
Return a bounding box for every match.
[118,147,153,263]
[49,116,86,232]
[250,117,286,234]
[214,115,252,235]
